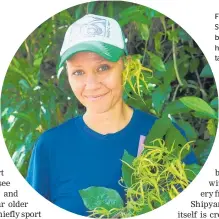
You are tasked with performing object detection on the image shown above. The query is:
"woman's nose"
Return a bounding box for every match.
[85,73,101,89]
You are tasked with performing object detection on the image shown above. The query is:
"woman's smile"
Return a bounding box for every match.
[85,92,109,102]
[66,52,124,113]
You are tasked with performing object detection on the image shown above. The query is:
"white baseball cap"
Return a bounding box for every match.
[58,14,128,68]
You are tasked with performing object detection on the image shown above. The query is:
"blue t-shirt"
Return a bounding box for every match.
[26,107,196,216]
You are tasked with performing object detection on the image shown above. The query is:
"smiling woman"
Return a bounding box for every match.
[26,14,197,217]
[66,52,132,134]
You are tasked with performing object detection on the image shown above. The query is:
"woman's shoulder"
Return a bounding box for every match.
[130,107,158,136]
[133,107,158,123]
[37,115,82,143]
[30,115,84,160]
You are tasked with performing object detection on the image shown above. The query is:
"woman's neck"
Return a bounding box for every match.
[83,102,133,135]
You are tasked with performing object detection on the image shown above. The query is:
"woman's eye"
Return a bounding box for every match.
[72,70,84,76]
[98,64,110,72]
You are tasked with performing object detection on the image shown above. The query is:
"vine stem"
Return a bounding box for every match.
[172,84,181,101]
[172,25,184,87]
[52,16,56,36]
[24,40,32,65]
[142,19,153,65]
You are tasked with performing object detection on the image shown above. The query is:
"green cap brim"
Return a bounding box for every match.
[58,41,125,69]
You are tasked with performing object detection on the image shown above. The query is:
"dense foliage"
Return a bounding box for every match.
[1,1,218,208]
[79,139,201,217]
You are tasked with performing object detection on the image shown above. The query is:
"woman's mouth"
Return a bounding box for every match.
[85,92,109,101]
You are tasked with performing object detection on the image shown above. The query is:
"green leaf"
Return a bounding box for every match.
[121,150,135,187]
[119,6,138,18]
[178,60,190,77]
[33,50,44,68]
[152,84,171,115]
[132,14,148,24]
[165,124,188,158]
[184,46,199,55]
[154,32,163,53]
[160,16,166,35]
[194,138,214,165]
[126,94,151,112]
[97,2,104,16]
[209,84,217,99]
[139,23,149,41]
[8,63,33,87]
[19,79,30,91]
[148,52,166,72]
[162,55,189,84]
[145,116,172,145]
[79,187,124,211]
[162,61,175,84]
[11,57,21,68]
[189,58,200,72]
[87,2,96,13]
[12,112,38,126]
[163,100,190,116]
[58,10,72,23]
[210,97,218,109]
[177,120,198,141]
[185,164,202,181]
[191,111,214,119]
[145,8,162,19]
[75,5,84,19]
[178,29,192,41]
[167,19,175,25]
[207,119,217,136]
[119,11,148,26]
[179,96,218,119]
[200,64,214,78]
[107,2,114,17]
[167,30,178,43]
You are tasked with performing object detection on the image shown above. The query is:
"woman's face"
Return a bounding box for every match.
[66,52,124,114]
